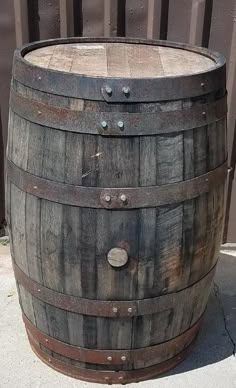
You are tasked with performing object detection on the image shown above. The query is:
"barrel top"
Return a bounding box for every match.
[24,42,215,78]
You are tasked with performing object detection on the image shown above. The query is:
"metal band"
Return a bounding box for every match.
[13,37,226,102]
[14,262,216,317]
[10,88,227,136]
[24,313,202,365]
[28,332,196,383]
[7,159,227,209]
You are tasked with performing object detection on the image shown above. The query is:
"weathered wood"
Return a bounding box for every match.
[13,0,29,48]
[25,42,215,77]
[7,40,227,382]
[59,0,74,38]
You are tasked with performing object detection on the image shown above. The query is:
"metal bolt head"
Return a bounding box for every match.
[121,356,127,361]
[201,82,205,87]
[38,111,42,115]
[119,376,124,381]
[202,111,206,116]
[45,338,49,343]
[122,86,130,95]
[48,358,52,363]
[105,86,112,95]
[120,194,127,203]
[105,195,111,203]
[128,307,133,313]
[118,121,124,129]
[112,307,118,313]
[107,356,113,361]
[38,289,41,292]
[101,121,108,129]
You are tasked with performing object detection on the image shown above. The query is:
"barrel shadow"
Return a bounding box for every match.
[161,252,236,377]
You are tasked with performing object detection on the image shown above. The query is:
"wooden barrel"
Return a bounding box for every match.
[7,38,227,384]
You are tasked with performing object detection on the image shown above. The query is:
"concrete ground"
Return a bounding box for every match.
[0,241,236,388]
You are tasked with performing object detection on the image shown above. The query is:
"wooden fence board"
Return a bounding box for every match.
[189,0,206,46]
[167,0,193,43]
[14,0,29,47]
[59,0,75,38]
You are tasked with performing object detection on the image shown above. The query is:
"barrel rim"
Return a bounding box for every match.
[13,37,226,102]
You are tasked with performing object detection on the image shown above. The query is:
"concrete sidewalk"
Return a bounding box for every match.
[0,243,236,388]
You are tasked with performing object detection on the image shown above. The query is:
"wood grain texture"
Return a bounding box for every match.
[7,44,227,377]
[24,42,215,77]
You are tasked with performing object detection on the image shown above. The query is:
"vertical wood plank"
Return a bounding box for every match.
[189,126,208,283]
[9,111,36,325]
[224,122,236,242]
[39,123,69,345]
[82,0,104,36]
[147,0,162,39]
[104,0,111,37]
[208,0,236,242]
[155,128,184,294]
[181,127,195,287]
[226,2,236,161]
[59,0,75,37]
[13,0,29,47]
[38,0,60,40]
[147,0,155,39]
[168,0,193,43]
[126,0,149,38]
[189,0,206,45]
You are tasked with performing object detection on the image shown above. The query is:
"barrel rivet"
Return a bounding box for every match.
[202,111,206,116]
[45,338,49,342]
[128,307,133,313]
[107,356,113,361]
[105,195,111,203]
[33,186,38,189]
[205,178,209,182]
[101,121,108,129]
[48,358,52,363]
[122,86,130,96]
[120,194,127,203]
[121,356,127,361]
[118,121,124,130]
[38,76,42,80]
[38,289,41,292]
[105,86,112,95]
[38,111,42,115]
[105,377,110,381]
[201,82,205,87]
[119,376,124,381]
[112,307,118,313]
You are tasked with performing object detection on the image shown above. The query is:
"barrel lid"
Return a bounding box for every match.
[13,37,226,102]
[24,42,216,78]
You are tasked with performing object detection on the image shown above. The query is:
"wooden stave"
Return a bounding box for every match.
[7,47,227,379]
